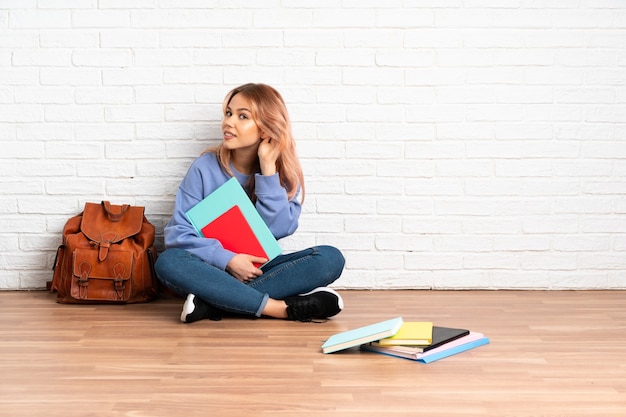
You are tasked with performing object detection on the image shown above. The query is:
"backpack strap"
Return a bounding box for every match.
[98,232,117,261]
[102,201,130,222]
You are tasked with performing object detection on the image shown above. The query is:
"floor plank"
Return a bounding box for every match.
[0,290,625,416]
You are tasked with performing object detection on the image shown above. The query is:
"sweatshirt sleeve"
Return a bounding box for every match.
[254,173,301,239]
[163,159,236,271]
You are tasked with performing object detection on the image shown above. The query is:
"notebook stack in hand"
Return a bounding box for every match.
[185,177,283,267]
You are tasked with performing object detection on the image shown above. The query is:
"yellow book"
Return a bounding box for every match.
[377,321,433,346]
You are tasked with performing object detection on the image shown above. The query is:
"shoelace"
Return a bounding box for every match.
[288,299,321,322]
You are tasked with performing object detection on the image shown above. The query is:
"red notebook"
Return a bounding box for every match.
[200,205,268,267]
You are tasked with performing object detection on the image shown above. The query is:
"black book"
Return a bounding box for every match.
[368,326,469,353]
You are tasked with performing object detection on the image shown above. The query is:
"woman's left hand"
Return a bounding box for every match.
[258,137,280,176]
[226,254,267,283]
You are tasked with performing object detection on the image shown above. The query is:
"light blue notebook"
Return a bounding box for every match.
[322,317,404,354]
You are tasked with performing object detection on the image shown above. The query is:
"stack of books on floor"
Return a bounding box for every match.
[321,317,489,363]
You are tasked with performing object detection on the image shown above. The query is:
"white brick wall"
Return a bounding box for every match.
[1,2,625,290]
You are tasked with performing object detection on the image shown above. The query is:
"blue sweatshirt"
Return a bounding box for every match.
[163,152,301,270]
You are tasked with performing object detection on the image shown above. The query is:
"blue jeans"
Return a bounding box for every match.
[154,245,345,317]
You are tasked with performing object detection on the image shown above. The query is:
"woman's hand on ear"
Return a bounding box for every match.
[258,137,280,176]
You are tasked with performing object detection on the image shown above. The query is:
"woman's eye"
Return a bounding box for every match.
[239,114,248,120]
[225,110,232,117]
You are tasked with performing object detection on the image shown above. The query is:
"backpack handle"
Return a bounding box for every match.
[102,201,130,222]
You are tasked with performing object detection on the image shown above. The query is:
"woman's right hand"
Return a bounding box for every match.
[258,137,281,176]
[225,254,268,283]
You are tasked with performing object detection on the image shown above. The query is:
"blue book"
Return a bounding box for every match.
[322,317,404,354]
[417,335,489,363]
[361,331,489,363]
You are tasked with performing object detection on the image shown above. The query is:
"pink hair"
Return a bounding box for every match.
[203,83,305,203]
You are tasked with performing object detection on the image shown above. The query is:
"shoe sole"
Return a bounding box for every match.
[298,287,344,311]
[180,293,196,323]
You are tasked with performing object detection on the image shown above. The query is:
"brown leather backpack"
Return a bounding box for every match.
[50,201,158,304]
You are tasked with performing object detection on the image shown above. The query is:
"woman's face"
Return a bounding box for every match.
[221,94,263,152]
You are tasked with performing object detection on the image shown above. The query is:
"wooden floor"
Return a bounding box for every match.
[1,290,625,417]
